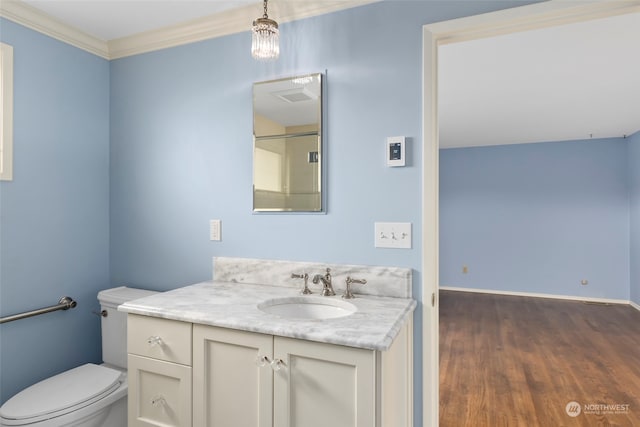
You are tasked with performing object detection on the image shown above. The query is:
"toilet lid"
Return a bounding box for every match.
[0,364,123,423]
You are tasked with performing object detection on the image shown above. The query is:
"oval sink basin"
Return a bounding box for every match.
[257,296,356,320]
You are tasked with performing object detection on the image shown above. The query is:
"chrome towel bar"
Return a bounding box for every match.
[0,296,77,324]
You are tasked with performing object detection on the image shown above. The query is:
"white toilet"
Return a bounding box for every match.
[0,286,157,427]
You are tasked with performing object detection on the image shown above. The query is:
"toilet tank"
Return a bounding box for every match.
[97,286,158,369]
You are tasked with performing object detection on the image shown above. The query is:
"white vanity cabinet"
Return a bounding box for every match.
[192,322,412,427]
[126,313,412,427]
[127,314,193,427]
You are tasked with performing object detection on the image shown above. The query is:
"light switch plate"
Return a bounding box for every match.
[210,219,221,241]
[375,222,411,249]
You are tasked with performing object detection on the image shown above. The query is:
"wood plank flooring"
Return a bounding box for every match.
[439,291,640,427]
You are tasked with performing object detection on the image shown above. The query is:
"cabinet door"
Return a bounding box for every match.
[273,337,377,427]
[128,354,192,427]
[193,325,274,427]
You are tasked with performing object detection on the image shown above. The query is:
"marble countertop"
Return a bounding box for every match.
[118,280,416,351]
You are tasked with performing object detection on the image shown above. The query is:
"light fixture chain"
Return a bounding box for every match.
[263,0,269,19]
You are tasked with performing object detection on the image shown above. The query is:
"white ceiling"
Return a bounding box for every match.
[21,0,255,40]
[439,11,640,148]
[8,1,640,149]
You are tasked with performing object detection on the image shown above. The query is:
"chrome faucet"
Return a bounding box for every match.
[312,268,336,296]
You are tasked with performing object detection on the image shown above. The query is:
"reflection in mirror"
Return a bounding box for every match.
[253,74,322,212]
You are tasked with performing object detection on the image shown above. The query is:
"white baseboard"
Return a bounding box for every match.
[631,300,640,312]
[440,286,631,306]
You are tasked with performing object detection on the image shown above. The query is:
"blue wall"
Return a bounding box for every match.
[630,131,640,305]
[0,1,538,422]
[440,138,631,300]
[109,1,525,288]
[0,19,110,403]
[109,3,532,424]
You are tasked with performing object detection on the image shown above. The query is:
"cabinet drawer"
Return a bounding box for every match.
[128,354,192,427]
[128,314,192,365]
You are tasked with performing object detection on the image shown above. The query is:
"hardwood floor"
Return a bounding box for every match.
[439,291,640,427]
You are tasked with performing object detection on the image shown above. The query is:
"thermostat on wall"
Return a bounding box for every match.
[387,136,406,167]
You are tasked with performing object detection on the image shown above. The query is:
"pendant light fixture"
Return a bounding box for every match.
[251,0,279,60]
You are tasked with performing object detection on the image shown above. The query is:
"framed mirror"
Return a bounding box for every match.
[253,73,323,212]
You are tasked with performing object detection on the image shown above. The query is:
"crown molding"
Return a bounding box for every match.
[0,0,109,59]
[107,3,260,60]
[108,0,377,60]
[425,0,640,45]
[1,0,377,60]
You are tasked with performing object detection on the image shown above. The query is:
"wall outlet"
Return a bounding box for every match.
[210,219,221,241]
[581,279,588,286]
[374,222,411,249]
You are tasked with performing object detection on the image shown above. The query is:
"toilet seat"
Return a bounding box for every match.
[0,364,123,426]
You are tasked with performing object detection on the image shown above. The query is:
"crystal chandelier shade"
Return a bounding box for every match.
[251,0,279,60]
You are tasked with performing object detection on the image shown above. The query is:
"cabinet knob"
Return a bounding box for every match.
[147,336,163,347]
[270,358,285,371]
[151,395,166,407]
[255,355,271,367]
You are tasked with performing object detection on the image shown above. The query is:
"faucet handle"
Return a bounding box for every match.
[343,276,367,299]
[291,273,312,294]
[346,277,367,285]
